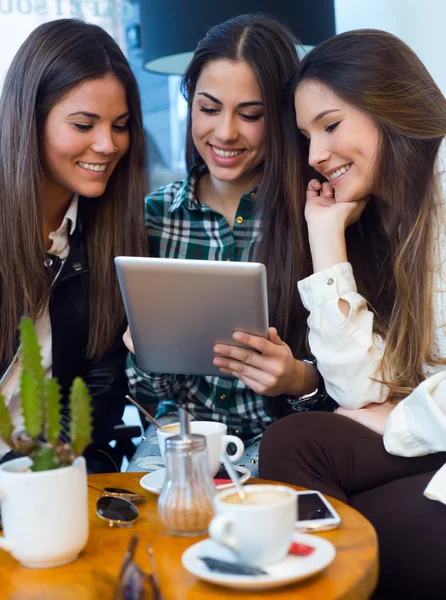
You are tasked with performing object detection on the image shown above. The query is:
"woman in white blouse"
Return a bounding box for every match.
[259,29,446,599]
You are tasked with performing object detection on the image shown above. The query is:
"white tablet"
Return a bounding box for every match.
[115,257,269,376]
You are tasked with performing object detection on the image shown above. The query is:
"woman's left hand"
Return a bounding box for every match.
[335,402,395,435]
[213,327,305,396]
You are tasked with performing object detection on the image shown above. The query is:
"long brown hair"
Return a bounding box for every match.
[181,14,307,356]
[0,19,148,362]
[289,29,446,396]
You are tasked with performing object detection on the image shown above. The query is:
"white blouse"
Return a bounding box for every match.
[297,203,446,493]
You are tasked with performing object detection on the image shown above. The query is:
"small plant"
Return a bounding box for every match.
[0,318,93,471]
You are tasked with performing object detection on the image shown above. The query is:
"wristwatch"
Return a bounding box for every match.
[286,358,336,412]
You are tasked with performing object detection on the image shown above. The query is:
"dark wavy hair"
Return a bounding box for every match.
[181,14,307,365]
[0,19,148,362]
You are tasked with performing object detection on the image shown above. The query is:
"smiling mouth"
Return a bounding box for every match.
[77,161,108,173]
[328,163,352,181]
[210,145,244,158]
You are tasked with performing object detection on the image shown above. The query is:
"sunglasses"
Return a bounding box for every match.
[114,535,163,600]
[96,496,139,528]
[89,484,146,504]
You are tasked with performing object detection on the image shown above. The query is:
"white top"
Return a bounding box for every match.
[0,196,78,459]
[297,202,446,497]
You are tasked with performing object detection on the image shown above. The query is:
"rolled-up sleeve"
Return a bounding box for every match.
[384,371,446,456]
[298,263,389,409]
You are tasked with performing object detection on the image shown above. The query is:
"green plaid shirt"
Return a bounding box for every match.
[125,167,277,443]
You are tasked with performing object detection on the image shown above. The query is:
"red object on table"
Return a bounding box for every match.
[213,479,232,486]
[289,541,316,556]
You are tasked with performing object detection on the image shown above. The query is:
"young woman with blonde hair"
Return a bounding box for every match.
[260,29,446,598]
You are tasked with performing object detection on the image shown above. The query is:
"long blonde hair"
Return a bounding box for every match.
[288,29,446,397]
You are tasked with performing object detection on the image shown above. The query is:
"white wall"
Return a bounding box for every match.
[335,0,446,96]
[0,0,132,91]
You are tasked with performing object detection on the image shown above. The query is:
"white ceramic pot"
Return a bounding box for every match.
[0,456,89,568]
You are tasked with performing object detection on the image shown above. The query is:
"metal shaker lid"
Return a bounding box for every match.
[165,433,206,452]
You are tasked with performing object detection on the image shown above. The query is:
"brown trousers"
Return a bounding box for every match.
[259,412,446,600]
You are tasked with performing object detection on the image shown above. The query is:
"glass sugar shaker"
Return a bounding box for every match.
[158,434,216,536]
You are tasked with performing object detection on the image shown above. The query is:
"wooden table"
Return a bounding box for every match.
[0,472,378,600]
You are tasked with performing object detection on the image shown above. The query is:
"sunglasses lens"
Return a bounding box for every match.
[97,497,138,523]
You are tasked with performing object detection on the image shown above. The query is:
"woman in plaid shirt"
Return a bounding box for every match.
[125,14,330,467]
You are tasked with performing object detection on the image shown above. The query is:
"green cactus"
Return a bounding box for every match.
[20,370,41,438]
[0,393,13,445]
[20,318,45,414]
[32,445,60,471]
[69,377,93,456]
[44,378,62,446]
[0,318,93,472]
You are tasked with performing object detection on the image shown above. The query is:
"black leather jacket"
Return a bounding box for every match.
[0,214,128,469]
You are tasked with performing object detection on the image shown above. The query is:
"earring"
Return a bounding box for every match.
[113,147,118,153]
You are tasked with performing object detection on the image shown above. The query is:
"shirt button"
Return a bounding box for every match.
[249,192,256,198]
[236,216,244,224]
[220,394,226,400]
[327,278,334,286]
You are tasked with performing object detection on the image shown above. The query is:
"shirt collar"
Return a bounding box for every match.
[168,165,258,214]
[168,165,205,214]
[56,193,79,235]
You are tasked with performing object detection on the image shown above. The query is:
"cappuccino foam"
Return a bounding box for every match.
[161,423,180,434]
[222,490,291,506]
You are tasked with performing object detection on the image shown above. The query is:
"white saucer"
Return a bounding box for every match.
[139,465,251,495]
[181,532,336,591]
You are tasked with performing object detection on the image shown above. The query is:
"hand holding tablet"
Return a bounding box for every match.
[115,257,269,377]
[213,327,305,396]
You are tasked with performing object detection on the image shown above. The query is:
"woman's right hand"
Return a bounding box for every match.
[305,179,367,232]
[304,179,368,273]
[123,326,135,353]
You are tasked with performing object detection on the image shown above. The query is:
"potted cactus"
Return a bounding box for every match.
[0,318,93,568]
[0,317,93,470]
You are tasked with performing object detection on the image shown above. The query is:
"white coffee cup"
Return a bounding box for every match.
[209,484,297,566]
[157,421,245,478]
[0,456,89,568]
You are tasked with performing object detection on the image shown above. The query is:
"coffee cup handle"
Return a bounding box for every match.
[0,486,13,553]
[208,515,238,552]
[221,435,244,463]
